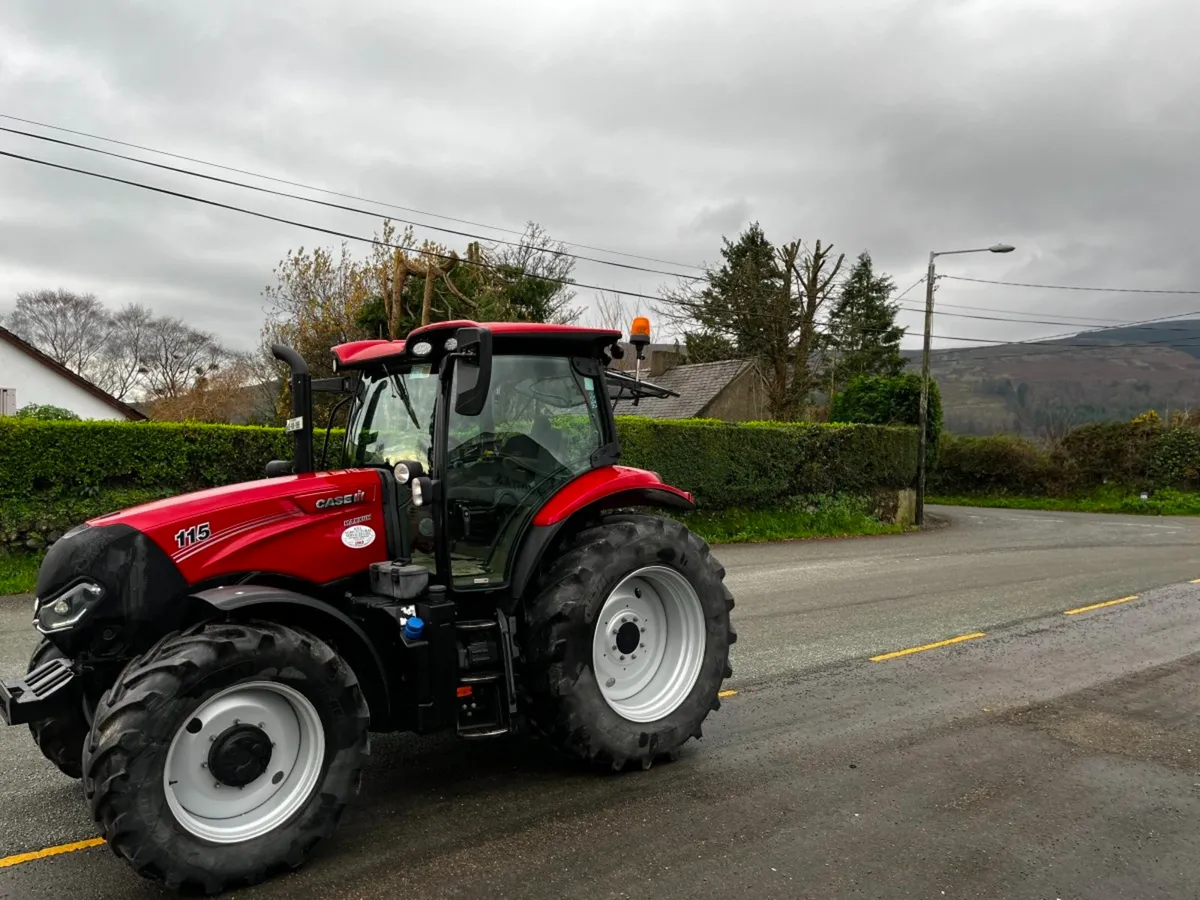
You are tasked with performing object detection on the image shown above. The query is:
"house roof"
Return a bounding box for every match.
[613,358,753,419]
[0,325,147,421]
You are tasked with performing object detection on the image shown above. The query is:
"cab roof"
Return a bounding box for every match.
[331,320,623,370]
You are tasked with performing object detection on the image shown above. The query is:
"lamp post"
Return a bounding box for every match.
[915,242,1015,526]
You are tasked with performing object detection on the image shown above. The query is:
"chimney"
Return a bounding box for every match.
[649,349,680,377]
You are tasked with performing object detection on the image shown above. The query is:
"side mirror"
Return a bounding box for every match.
[452,326,492,417]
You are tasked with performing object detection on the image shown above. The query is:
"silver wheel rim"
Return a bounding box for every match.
[592,565,707,723]
[163,681,326,844]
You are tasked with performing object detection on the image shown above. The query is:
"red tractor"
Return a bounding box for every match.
[0,320,736,893]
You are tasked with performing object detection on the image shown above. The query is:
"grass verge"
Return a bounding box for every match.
[678,493,904,544]
[929,487,1200,517]
[0,552,42,596]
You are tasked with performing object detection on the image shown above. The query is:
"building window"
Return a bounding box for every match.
[0,388,15,417]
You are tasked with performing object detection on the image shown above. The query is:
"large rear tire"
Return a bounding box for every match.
[27,639,88,779]
[523,514,735,770]
[82,621,369,894]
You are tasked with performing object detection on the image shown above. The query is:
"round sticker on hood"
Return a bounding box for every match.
[341,524,376,549]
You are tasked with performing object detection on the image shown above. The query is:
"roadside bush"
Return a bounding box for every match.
[0,420,344,552]
[15,403,81,421]
[0,419,344,498]
[616,417,918,509]
[0,417,919,549]
[932,419,1200,498]
[828,373,941,468]
[930,434,1057,496]
[1148,426,1200,489]
[1058,419,1161,489]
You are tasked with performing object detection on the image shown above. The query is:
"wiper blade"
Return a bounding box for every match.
[384,366,421,430]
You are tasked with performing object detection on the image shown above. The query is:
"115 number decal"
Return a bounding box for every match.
[175,522,211,550]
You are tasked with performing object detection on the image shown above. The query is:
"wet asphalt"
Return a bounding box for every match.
[0,505,1198,899]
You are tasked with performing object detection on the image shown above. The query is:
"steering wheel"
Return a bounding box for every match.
[500,452,545,479]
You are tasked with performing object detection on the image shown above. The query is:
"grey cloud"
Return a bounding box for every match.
[681,200,752,239]
[2,0,1199,353]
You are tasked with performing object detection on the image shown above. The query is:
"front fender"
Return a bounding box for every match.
[191,584,392,728]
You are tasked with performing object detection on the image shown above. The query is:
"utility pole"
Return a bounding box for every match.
[915,252,937,527]
[915,242,1015,527]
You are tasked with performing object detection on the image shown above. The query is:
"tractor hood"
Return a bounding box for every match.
[34,469,392,652]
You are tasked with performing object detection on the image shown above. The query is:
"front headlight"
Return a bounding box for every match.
[36,580,105,633]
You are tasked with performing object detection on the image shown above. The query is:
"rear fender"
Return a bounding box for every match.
[190,585,393,730]
[532,465,694,528]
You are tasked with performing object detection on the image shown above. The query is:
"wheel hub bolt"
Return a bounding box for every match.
[606,678,615,687]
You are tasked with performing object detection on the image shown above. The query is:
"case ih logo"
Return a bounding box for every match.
[315,490,366,510]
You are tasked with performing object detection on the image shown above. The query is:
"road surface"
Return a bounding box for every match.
[0,505,1197,898]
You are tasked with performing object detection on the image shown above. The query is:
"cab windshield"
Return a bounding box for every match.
[345,364,437,471]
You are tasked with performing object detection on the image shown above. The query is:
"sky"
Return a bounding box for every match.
[1,0,1198,353]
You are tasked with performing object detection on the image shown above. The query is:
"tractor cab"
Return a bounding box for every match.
[328,321,660,593]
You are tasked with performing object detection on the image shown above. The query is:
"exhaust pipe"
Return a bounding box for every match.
[271,344,314,475]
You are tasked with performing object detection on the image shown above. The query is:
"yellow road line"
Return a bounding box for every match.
[718,689,738,698]
[1064,595,1138,616]
[0,837,105,869]
[870,632,986,662]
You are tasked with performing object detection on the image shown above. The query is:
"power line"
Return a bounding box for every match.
[892,277,924,303]
[0,112,710,274]
[8,123,1172,335]
[942,274,1200,295]
[0,148,672,306]
[9,142,1199,352]
[895,301,1133,329]
[935,302,1122,324]
[0,124,709,285]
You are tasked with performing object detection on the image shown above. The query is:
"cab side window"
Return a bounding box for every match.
[443,355,604,588]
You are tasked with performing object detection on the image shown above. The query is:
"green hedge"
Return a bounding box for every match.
[0,419,344,497]
[616,417,917,509]
[0,417,917,550]
[828,373,942,468]
[931,434,1057,496]
[932,423,1200,497]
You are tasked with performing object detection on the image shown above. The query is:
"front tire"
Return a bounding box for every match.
[523,514,736,770]
[27,639,88,779]
[82,621,369,894]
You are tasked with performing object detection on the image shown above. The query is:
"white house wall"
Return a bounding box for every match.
[0,342,127,420]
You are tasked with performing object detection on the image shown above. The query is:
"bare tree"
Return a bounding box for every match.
[6,289,112,376]
[140,316,228,400]
[593,290,638,333]
[787,239,845,406]
[91,303,155,401]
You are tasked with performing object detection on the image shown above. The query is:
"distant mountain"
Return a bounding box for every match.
[902,320,1200,436]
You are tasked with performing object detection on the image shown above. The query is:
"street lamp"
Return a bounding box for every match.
[915,242,1015,526]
